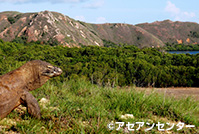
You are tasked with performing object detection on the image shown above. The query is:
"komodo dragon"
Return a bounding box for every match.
[0,60,62,119]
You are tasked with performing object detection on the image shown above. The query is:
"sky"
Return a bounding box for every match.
[0,0,198,25]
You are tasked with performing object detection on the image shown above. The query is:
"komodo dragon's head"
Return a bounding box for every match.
[41,63,62,77]
[23,60,63,90]
[31,60,62,78]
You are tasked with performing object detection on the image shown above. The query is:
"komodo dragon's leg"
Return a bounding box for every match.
[20,91,41,119]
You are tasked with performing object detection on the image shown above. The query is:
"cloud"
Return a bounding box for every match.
[83,0,104,9]
[96,17,106,23]
[0,0,28,2]
[75,15,86,21]
[165,1,196,21]
[0,0,87,3]
[165,1,180,15]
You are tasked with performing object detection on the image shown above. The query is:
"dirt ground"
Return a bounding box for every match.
[137,87,199,101]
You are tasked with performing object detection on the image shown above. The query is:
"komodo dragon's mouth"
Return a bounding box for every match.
[53,67,62,77]
[43,65,62,77]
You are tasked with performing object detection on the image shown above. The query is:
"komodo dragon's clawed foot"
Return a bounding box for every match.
[21,91,41,119]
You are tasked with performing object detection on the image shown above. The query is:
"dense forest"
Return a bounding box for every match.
[1,39,199,87]
[165,43,199,51]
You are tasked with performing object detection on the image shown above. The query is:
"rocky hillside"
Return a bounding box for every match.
[1,11,199,48]
[137,20,199,44]
[88,23,164,48]
[0,11,103,47]
[0,11,165,48]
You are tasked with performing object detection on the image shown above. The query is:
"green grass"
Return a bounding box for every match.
[1,79,199,133]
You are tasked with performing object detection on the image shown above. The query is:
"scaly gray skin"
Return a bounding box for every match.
[0,60,62,119]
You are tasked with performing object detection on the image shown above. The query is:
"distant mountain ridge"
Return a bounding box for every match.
[136,20,199,45]
[0,11,198,48]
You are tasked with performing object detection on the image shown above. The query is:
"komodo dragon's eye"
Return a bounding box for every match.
[47,65,54,69]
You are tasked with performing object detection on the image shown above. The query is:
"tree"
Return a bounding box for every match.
[7,17,15,24]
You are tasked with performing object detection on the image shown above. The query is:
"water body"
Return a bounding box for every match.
[168,51,199,55]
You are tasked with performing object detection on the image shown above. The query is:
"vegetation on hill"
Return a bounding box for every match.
[1,39,199,88]
[164,43,199,51]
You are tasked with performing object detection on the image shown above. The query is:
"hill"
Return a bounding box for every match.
[137,20,199,44]
[0,11,102,47]
[0,11,164,48]
[1,11,199,48]
[88,23,164,48]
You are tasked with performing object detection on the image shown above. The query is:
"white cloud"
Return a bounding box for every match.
[183,12,195,18]
[165,1,196,21]
[0,0,28,2]
[83,0,104,9]
[165,1,180,15]
[96,17,106,23]
[75,15,86,21]
[0,0,87,3]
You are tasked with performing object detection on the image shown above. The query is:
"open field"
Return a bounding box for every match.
[137,87,199,100]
